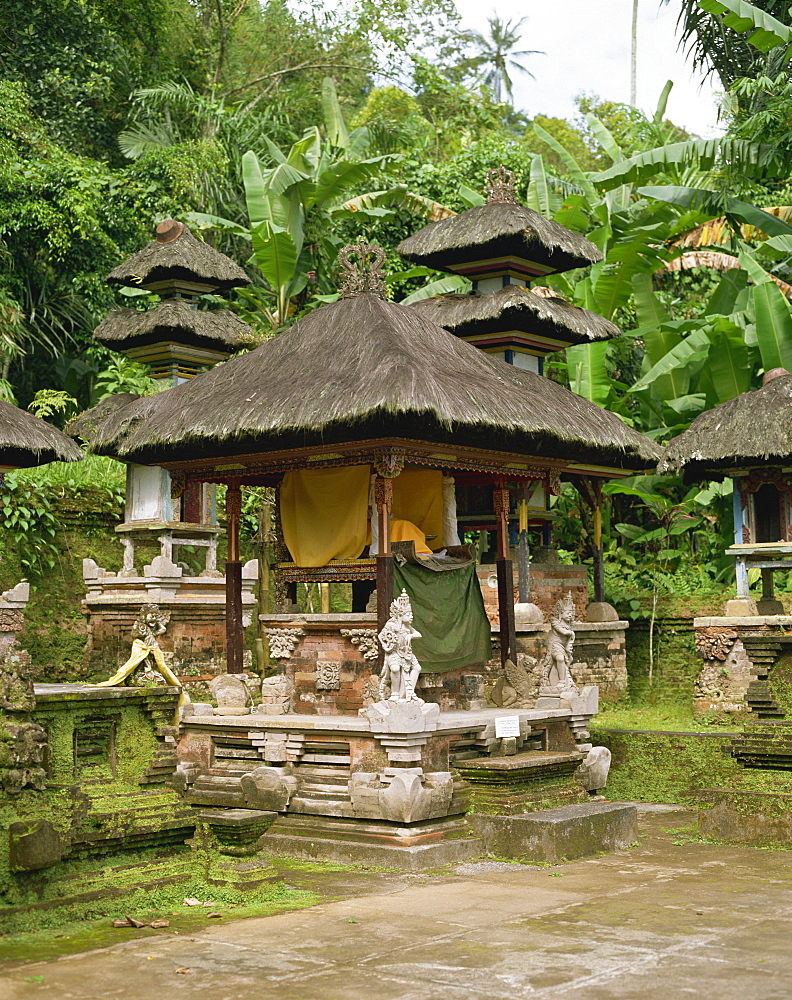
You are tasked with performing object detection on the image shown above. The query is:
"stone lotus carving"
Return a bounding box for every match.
[340,628,378,662]
[266,628,304,660]
[240,765,297,811]
[316,662,341,690]
[539,592,579,697]
[349,767,454,823]
[378,590,422,702]
[695,626,738,661]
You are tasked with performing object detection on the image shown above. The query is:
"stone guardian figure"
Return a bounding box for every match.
[539,592,579,696]
[93,604,183,692]
[378,589,422,702]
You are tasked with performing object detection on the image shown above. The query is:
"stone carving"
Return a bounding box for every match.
[364,697,440,734]
[488,654,539,708]
[338,238,387,298]
[539,593,579,696]
[378,590,422,702]
[209,673,251,714]
[8,819,63,871]
[267,628,304,660]
[486,165,518,205]
[92,604,183,693]
[316,661,341,690]
[574,746,611,793]
[340,628,378,661]
[240,765,297,811]
[695,626,738,661]
[0,644,35,713]
[258,674,293,715]
[0,720,47,793]
[349,767,454,823]
[362,675,381,708]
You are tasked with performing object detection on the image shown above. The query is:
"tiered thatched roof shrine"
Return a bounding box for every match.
[75,239,660,678]
[399,167,620,370]
[95,219,254,380]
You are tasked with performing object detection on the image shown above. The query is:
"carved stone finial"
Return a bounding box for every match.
[486,166,518,205]
[338,238,387,298]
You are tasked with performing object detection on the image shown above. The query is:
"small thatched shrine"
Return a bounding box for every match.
[0,400,82,470]
[68,238,655,866]
[82,220,259,685]
[399,167,620,373]
[661,368,792,717]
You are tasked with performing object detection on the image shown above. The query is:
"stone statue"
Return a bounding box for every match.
[540,592,579,696]
[93,604,183,692]
[378,590,422,702]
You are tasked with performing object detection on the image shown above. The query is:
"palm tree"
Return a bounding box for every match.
[466,15,543,104]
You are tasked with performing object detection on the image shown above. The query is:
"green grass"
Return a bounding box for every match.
[594,705,742,733]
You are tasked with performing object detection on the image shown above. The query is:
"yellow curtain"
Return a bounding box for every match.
[281,466,370,567]
[391,518,433,554]
[392,469,444,544]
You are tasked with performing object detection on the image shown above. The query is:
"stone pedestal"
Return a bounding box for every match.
[469,801,638,862]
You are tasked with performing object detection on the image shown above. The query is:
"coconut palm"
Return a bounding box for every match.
[466,15,543,104]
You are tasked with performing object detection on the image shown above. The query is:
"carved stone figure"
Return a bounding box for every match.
[695,626,738,661]
[349,767,454,823]
[92,604,183,693]
[258,674,293,715]
[240,764,297,811]
[0,720,47,793]
[0,644,35,713]
[378,590,422,702]
[539,593,579,696]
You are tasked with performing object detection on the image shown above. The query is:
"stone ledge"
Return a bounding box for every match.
[694,615,792,627]
[469,801,637,862]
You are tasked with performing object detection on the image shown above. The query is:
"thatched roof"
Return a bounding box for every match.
[398,204,602,277]
[409,286,620,348]
[659,370,792,482]
[0,401,83,468]
[107,221,249,292]
[94,299,257,352]
[72,294,659,472]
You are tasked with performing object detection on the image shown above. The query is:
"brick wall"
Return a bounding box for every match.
[477,561,589,626]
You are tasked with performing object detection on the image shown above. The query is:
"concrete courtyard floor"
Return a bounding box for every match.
[2,803,791,999]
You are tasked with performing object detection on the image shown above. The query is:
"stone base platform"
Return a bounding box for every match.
[469,801,638,862]
[699,788,792,846]
[259,813,481,870]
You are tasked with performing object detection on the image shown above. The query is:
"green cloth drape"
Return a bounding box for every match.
[393,561,491,673]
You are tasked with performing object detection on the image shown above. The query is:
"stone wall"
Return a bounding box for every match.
[261,614,379,716]
[83,558,258,686]
[477,561,589,625]
[261,614,628,714]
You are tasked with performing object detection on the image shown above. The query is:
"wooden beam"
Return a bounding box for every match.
[493,484,517,668]
[225,480,244,674]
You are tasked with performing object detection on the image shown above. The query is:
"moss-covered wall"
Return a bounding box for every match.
[624,619,700,707]
[591,726,792,804]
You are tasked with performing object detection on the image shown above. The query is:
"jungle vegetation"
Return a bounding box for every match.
[4,0,792,608]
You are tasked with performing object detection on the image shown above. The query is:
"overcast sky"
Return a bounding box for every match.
[451,0,724,137]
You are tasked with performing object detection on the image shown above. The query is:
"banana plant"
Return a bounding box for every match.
[189,79,452,327]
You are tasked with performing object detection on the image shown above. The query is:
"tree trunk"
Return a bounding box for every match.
[630,0,639,106]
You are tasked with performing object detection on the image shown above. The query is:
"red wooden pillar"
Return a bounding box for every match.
[225,480,244,674]
[493,482,517,668]
[375,474,394,671]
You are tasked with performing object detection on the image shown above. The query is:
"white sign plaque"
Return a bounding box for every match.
[495,715,521,738]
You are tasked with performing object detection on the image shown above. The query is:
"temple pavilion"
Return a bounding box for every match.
[74,238,659,681]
